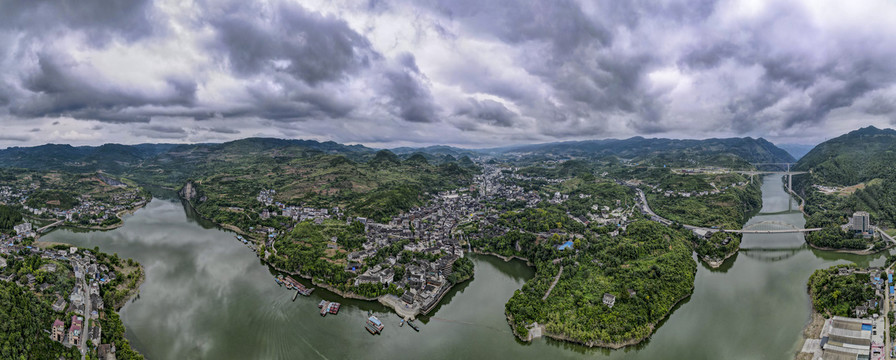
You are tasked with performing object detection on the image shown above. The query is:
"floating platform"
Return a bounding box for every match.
[366,315,384,335]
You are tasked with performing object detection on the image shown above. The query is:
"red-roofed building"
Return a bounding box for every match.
[51,319,65,342]
[68,316,83,346]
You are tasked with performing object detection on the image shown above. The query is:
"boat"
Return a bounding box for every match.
[320,301,330,316]
[407,320,419,332]
[400,319,405,327]
[366,316,385,334]
[318,300,328,308]
[328,302,341,315]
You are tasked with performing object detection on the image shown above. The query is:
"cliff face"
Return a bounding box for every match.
[179,181,198,201]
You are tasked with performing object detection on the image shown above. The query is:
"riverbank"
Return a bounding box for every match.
[795,310,825,360]
[472,249,531,265]
[805,241,888,255]
[701,248,738,268]
[517,288,695,349]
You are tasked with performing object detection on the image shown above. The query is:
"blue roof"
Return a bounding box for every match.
[557,241,574,250]
[862,324,873,331]
[888,273,893,283]
[368,316,382,326]
[890,286,894,295]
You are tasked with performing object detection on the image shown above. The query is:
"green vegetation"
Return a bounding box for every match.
[646,173,761,229]
[808,265,876,317]
[25,189,79,210]
[268,220,402,298]
[498,205,586,234]
[695,232,741,262]
[0,281,81,359]
[185,147,475,228]
[447,256,474,284]
[795,126,896,250]
[503,221,696,345]
[0,204,23,232]
[97,309,143,360]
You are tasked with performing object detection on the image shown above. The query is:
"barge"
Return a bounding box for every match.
[366,316,385,335]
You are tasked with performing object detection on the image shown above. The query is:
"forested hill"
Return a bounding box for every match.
[485,137,794,168]
[795,126,896,186]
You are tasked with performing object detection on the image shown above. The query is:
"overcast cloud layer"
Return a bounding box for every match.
[1,0,896,148]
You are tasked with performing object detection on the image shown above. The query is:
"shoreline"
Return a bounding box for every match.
[32,200,151,239]
[805,241,890,255]
[471,249,531,265]
[701,247,739,268]
[794,309,825,360]
[113,269,146,311]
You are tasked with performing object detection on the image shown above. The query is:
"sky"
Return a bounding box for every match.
[1,0,896,149]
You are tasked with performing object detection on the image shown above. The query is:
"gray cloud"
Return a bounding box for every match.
[0,0,155,45]
[383,53,439,123]
[2,0,896,148]
[206,0,375,85]
[454,98,518,127]
[11,52,194,122]
[0,134,29,142]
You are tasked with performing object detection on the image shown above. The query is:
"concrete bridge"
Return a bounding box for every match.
[36,220,64,233]
[723,220,820,234]
[735,163,809,193]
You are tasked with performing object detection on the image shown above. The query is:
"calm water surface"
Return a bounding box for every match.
[44,175,889,359]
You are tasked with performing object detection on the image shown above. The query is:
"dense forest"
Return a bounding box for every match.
[0,204,23,232]
[647,174,761,229]
[499,221,697,345]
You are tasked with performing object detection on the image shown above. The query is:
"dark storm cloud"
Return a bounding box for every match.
[131,124,188,140]
[383,54,439,123]
[206,0,375,85]
[140,125,186,134]
[11,52,195,122]
[207,126,239,134]
[454,98,518,127]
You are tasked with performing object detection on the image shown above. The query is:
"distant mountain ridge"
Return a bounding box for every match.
[483,136,795,167]
[0,135,795,176]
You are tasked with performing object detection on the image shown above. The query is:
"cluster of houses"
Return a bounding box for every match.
[476,167,543,207]
[257,189,344,223]
[0,242,119,358]
[1,182,147,230]
[346,189,478,314]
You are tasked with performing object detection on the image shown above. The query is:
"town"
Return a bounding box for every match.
[249,163,638,319]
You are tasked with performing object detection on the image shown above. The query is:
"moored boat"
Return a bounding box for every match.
[366,315,384,334]
[328,302,340,315]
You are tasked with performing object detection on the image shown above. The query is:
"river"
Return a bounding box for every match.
[42,174,890,359]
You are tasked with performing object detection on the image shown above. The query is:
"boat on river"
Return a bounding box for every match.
[366,316,385,335]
